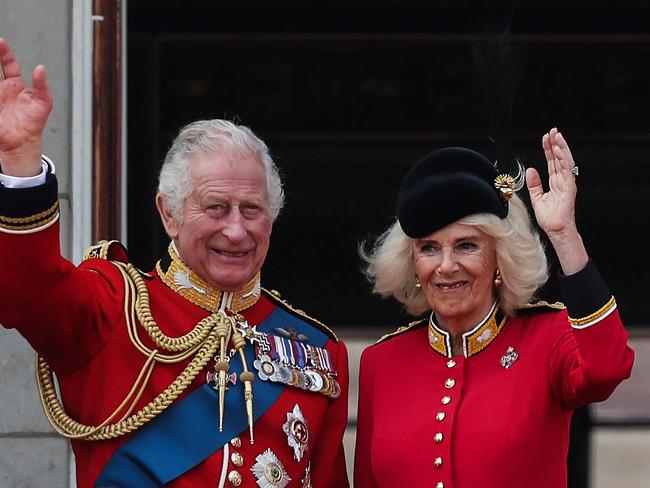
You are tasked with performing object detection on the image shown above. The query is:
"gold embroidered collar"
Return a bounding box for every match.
[428,302,507,358]
[156,242,261,313]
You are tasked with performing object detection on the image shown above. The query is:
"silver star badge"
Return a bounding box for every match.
[283,404,309,461]
[251,448,291,488]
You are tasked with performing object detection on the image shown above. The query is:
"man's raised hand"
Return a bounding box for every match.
[0,37,53,176]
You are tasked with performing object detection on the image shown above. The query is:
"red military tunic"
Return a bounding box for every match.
[354,262,634,488]
[0,172,349,488]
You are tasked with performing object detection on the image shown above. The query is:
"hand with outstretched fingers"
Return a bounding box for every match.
[0,37,53,176]
[525,127,578,237]
[525,127,588,275]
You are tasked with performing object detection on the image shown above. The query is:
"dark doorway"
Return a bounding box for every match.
[127,1,650,331]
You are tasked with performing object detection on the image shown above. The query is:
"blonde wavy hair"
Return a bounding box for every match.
[362,194,549,317]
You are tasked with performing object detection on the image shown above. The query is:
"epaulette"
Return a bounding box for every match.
[82,239,129,263]
[515,300,566,316]
[262,288,339,343]
[374,318,427,345]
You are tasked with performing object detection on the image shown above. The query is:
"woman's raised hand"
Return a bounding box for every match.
[525,127,578,238]
[526,127,588,274]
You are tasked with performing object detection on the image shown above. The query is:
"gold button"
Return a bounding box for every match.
[436,412,446,421]
[231,452,244,467]
[441,396,451,405]
[434,457,443,468]
[230,437,242,448]
[228,470,242,486]
[447,360,456,368]
[436,483,445,488]
[434,432,443,443]
[445,378,455,388]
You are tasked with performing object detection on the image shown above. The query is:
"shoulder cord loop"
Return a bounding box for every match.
[36,263,220,440]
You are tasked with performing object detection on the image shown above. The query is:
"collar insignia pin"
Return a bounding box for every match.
[173,270,207,295]
[242,279,261,299]
[428,329,439,343]
[476,328,493,343]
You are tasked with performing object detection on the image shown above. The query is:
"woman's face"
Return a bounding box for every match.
[412,221,498,329]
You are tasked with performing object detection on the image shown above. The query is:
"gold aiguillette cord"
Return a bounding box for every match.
[214,312,232,432]
[231,327,255,444]
[212,310,255,443]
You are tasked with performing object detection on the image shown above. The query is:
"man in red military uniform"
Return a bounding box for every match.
[0,37,349,488]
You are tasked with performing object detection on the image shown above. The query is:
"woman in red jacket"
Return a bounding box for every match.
[354,129,634,488]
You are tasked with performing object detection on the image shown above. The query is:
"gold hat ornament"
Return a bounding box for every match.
[494,174,518,201]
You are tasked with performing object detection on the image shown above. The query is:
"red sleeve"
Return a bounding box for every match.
[549,260,634,409]
[0,222,125,374]
[354,346,379,488]
[549,307,634,410]
[310,339,350,487]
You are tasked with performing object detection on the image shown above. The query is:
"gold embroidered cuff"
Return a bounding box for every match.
[568,296,617,329]
[0,201,59,234]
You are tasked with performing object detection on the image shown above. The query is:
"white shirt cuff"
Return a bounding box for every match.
[0,156,55,189]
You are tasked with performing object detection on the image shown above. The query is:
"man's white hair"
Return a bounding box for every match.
[157,119,284,221]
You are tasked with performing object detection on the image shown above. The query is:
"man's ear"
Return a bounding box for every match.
[156,193,180,239]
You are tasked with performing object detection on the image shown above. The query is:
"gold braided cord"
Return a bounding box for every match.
[568,296,617,326]
[0,214,58,231]
[36,331,218,440]
[35,261,221,441]
[127,264,215,352]
[0,202,59,223]
[121,265,208,363]
[36,351,156,439]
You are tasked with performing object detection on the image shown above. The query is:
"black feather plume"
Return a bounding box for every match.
[471,16,523,174]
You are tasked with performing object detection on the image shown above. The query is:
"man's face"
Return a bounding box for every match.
[158,147,273,291]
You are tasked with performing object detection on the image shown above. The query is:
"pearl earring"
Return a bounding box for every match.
[494,269,502,286]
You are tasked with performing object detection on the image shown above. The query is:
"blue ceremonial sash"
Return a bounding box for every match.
[95,304,329,488]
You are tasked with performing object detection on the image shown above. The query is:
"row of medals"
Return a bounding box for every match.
[207,320,341,399]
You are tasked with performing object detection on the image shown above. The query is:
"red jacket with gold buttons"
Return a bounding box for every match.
[0,174,349,488]
[354,262,633,488]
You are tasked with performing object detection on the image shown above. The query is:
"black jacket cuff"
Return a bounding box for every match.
[0,172,59,233]
[559,258,613,320]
